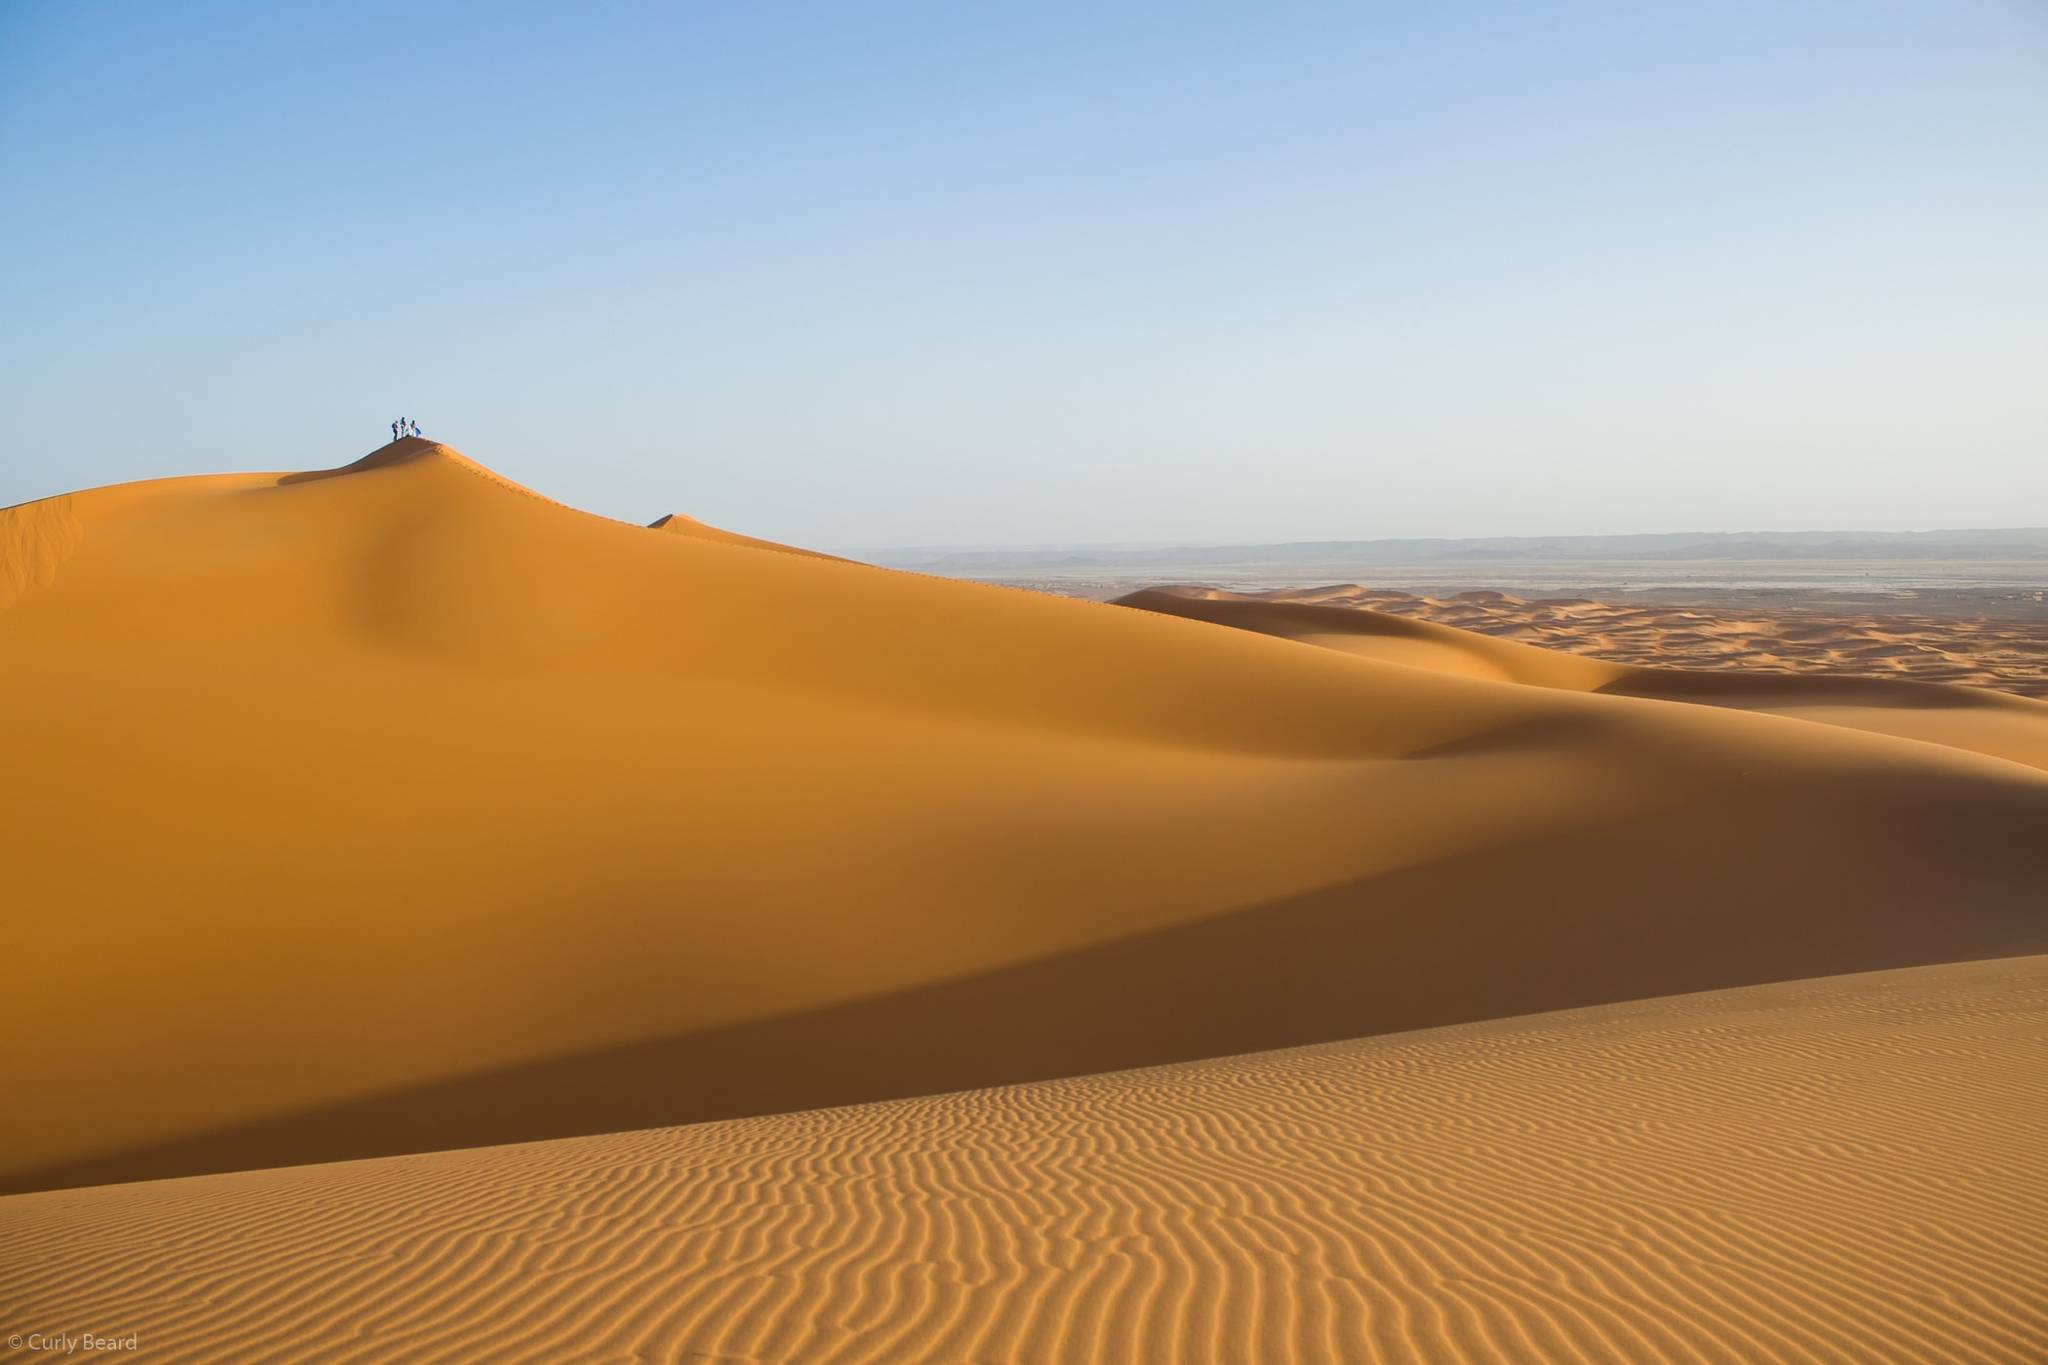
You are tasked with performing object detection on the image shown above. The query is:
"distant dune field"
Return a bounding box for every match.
[3,440,2046,1361]
[5,957,2042,1362]
[1118,587,2048,772]
[1135,582,2048,698]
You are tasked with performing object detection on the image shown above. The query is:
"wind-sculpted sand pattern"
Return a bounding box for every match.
[1237,585,2048,698]
[6,956,2044,1364]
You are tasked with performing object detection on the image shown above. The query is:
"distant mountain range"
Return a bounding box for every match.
[869,527,2048,572]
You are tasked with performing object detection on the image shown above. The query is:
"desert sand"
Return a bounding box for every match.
[1150,583,2048,697]
[1117,587,2048,774]
[5,957,2043,1362]
[3,440,2046,1359]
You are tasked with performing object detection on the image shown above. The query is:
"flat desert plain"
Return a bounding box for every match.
[3,440,2045,1362]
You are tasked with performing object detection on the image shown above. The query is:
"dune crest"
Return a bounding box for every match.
[276,434,589,512]
[3,444,2046,1194]
[274,435,468,483]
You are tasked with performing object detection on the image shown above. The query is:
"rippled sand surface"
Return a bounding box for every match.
[5,958,2042,1363]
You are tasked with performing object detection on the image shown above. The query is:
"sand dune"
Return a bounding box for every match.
[1119,587,2048,774]
[5,956,2042,1363]
[4,442,2047,1197]
[1167,583,2048,697]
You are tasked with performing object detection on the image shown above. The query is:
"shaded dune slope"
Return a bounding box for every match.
[1118,587,2048,773]
[4,442,2046,1192]
[6,957,2043,1363]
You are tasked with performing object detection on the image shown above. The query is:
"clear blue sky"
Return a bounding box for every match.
[3,1,2044,548]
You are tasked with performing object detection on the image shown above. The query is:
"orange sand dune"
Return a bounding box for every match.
[5,956,2042,1363]
[4,441,2047,1194]
[1184,582,2048,697]
[1120,587,2048,774]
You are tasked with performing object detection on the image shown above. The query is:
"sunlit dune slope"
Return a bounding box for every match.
[4,440,2047,1192]
[1119,586,2048,773]
[6,956,2042,1364]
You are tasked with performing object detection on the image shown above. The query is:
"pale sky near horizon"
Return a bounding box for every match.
[2,1,2044,549]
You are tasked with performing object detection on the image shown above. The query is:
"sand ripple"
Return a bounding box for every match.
[5,957,2043,1363]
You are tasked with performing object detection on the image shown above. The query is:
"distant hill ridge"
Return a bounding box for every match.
[875,526,2048,571]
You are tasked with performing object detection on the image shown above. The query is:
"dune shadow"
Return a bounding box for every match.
[1401,711,1620,761]
[10,776,2044,1197]
[1594,670,1995,711]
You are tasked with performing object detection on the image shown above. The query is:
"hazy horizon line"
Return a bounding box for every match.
[844,525,2048,562]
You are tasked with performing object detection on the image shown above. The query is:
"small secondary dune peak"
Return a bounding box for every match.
[649,509,850,562]
[2,442,2046,1199]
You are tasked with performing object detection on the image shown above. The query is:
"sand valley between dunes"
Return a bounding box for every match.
[3,440,2045,1362]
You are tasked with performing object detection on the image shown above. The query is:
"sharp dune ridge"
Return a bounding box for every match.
[3,441,2048,1200]
[0,492,87,614]
[649,510,854,563]
[5,958,2043,1363]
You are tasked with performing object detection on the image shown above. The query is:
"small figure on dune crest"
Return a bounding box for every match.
[391,419,400,443]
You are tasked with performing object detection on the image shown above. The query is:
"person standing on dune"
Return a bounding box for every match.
[391,419,400,443]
